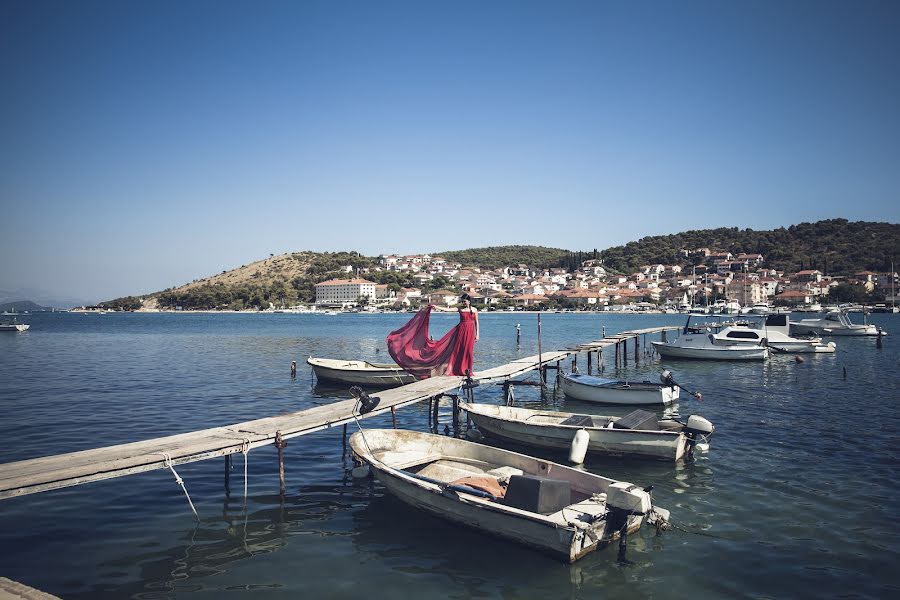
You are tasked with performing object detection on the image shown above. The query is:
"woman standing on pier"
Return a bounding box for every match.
[387,293,479,379]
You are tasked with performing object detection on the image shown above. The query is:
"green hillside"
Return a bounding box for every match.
[599,219,900,275]
[435,245,572,269]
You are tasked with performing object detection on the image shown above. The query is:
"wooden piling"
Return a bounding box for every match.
[275,431,287,497]
[290,361,297,378]
[635,335,640,361]
[662,330,667,343]
[224,455,231,497]
[390,406,398,429]
[586,351,591,374]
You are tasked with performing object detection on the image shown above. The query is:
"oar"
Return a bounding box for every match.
[660,370,702,400]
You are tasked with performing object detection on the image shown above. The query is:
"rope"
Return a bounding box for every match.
[160,452,200,521]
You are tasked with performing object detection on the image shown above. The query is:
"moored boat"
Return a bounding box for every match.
[462,402,713,462]
[651,316,768,360]
[0,320,29,332]
[790,311,884,337]
[349,428,671,562]
[307,357,417,387]
[712,314,836,353]
[560,372,679,405]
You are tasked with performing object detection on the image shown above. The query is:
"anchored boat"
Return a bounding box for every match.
[560,372,679,405]
[349,429,670,562]
[462,402,713,462]
[307,357,417,387]
[790,310,884,337]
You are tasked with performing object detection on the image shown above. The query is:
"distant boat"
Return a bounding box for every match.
[748,302,771,315]
[349,428,671,562]
[0,319,29,332]
[307,357,416,387]
[713,315,836,353]
[790,311,884,337]
[560,372,679,405]
[462,402,713,462]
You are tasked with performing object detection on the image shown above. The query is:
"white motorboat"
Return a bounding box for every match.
[560,372,679,405]
[790,311,884,337]
[462,402,713,462]
[307,357,417,387]
[0,320,29,332]
[748,303,771,315]
[651,316,769,360]
[349,428,671,562]
[712,314,836,353]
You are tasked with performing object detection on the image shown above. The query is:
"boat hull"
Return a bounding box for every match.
[307,358,417,387]
[560,373,678,405]
[350,429,653,563]
[652,341,768,360]
[0,324,29,332]
[464,403,688,461]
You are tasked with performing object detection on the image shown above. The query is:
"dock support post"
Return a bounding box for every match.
[431,395,440,432]
[225,455,231,497]
[598,349,603,373]
[391,406,398,429]
[623,340,628,366]
[614,342,619,369]
[662,330,667,343]
[275,431,287,498]
[635,335,640,362]
[342,423,348,457]
[452,394,460,436]
[573,353,578,372]
[586,351,591,374]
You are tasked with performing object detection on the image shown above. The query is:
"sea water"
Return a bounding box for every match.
[0,312,898,599]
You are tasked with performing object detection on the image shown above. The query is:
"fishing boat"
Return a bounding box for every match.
[560,372,679,405]
[790,310,883,337]
[306,357,417,387]
[349,428,671,562]
[712,314,836,353]
[462,403,713,462]
[651,316,769,360]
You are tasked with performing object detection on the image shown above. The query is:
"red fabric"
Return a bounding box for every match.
[386,305,476,378]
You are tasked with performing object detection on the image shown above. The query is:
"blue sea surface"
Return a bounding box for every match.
[1,311,898,599]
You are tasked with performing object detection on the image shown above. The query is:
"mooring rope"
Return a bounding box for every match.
[160,452,200,521]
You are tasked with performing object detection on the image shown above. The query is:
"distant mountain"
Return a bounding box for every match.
[0,287,94,310]
[597,219,900,275]
[0,300,50,312]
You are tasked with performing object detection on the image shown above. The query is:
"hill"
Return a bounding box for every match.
[598,219,900,275]
[0,300,50,312]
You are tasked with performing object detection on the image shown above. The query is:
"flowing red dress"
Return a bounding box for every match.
[386,305,476,379]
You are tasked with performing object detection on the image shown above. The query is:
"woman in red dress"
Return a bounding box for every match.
[386,293,479,379]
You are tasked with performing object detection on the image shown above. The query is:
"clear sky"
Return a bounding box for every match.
[2,0,898,305]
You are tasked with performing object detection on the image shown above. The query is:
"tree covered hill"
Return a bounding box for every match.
[599,219,900,275]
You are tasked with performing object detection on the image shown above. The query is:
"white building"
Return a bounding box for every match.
[315,279,377,306]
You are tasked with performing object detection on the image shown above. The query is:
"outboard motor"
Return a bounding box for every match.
[606,482,653,560]
[683,415,714,459]
[660,369,676,388]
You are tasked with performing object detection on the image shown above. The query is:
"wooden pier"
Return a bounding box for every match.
[0,326,680,501]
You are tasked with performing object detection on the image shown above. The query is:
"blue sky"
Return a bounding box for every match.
[2,0,898,304]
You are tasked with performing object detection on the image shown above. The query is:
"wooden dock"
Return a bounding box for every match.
[0,327,679,501]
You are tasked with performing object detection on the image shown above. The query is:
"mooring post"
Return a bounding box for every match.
[623,340,628,366]
[275,431,287,497]
[224,454,231,497]
[614,342,619,368]
[598,349,604,373]
[635,335,640,361]
[432,395,440,432]
[877,328,883,349]
[342,423,348,457]
[586,351,591,374]
[290,361,297,378]
[390,406,398,429]
[516,323,521,346]
[452,394,461,435]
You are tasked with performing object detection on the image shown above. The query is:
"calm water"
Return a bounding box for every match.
[1,312,898,599]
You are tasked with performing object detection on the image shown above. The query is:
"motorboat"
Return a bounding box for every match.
[307,357,417,387]
[790,311,884,337]
[560,372,679,405]
[713,314,836,353]
[748,303,771,315]
[651,316,769,360]
[462,402,713,462]
[0,320,29,332]
[349,428,671,562]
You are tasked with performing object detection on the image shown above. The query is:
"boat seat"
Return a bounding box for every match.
[417,459,488,483]
[613,410,659,431]
[546,495,608,526]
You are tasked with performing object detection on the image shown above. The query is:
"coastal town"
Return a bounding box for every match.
[311,249,899,313]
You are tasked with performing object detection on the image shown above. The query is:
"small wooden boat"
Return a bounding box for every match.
[560,371,679,405]
[350,428,670,562]
[462,403,713,462]
[307,357,416,387]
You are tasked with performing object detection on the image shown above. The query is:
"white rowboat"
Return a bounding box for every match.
[350,429,670,562]
[462,403,713,462]
[560,372,679,405]
[307,357,416,387]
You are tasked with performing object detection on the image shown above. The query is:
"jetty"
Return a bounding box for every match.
[0,326,679,502]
